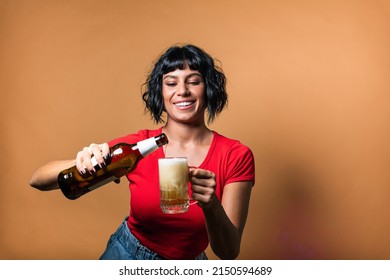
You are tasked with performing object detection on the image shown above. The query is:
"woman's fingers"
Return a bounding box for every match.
[189,168,216,207]
[75,143,109,175]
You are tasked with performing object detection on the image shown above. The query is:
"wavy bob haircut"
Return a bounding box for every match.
[142,44,228,124]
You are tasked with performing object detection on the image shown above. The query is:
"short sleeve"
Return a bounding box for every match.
[225,143,255,186]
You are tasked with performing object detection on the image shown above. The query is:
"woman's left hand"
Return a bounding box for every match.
[189,167,217,209]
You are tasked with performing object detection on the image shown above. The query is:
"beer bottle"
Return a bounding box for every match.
[58,133,168,200]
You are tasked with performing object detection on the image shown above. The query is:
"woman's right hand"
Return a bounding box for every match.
[30,142,113,191]
[75,143,110,175]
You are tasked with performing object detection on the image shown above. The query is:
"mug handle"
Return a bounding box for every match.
[189,199,198,206]
[188,166,199,206]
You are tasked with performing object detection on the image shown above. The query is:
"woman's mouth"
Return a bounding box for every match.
[174,101,195,109]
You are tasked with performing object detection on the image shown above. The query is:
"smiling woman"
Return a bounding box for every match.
[29,44,255,260]
[142,45,228,124]
[162,68,206,125]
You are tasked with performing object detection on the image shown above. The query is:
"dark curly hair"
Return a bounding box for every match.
[142,44,228,124]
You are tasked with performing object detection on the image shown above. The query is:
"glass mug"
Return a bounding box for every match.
[158,157,196,214]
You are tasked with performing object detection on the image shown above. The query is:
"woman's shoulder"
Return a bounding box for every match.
[212,131,253,156]
[108,127,162,146]
[207,131,255,182]
[213,131,250,148]
[134,127,163,139]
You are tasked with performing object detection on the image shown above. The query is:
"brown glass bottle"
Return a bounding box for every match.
[58,133,168,200]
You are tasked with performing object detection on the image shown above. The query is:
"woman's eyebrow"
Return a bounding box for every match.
[163,73,202,80]
[163,75,177,80]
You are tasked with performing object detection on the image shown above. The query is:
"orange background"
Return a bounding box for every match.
[1,0,390,259]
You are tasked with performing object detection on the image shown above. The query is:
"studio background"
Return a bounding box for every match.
[1,0,390,259]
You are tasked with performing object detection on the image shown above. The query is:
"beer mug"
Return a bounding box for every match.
[158,157,196,214]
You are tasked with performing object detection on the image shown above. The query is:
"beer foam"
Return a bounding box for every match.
[158,158,188,190]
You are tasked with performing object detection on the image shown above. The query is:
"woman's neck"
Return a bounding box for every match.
[161,121,214,164]
[162,121,212,145]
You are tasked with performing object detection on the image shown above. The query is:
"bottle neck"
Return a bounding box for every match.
[135,138,159,157]
[155,133,168,147]
[134,134,168,157]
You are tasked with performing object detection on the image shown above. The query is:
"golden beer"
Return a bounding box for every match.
[158,157,189,214]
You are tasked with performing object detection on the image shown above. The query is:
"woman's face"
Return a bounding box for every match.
[162,65,206,125]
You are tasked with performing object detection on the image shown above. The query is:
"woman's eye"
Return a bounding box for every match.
[188,80,201,85]
[165,82,176,87]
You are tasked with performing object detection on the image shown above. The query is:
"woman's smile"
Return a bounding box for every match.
[174,100,196,110]
[162,66,206,124]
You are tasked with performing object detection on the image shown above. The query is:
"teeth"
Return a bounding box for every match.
[176,101,193,107]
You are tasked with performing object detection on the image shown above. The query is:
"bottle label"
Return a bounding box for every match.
[136,137,159,156]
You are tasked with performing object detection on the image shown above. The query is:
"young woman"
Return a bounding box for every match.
[30,44,255,260]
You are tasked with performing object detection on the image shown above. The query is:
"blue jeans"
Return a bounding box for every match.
[99,218,208,260]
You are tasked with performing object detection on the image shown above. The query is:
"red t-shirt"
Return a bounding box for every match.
[108,127,255,259]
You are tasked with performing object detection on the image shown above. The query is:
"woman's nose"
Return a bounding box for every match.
[177,82,189,96]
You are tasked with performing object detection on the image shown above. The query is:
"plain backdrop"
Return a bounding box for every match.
[1,0,390,259]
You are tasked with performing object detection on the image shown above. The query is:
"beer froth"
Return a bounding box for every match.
[158,157,189,214]
[158,158,188,190]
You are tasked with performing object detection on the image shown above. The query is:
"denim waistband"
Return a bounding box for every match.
[100,218,208,260]
[100,218,163,260]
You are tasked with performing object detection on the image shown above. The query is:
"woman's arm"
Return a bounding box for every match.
[30,143,110,191]
[29,160,76,191]
[206,181,252,259]
[189,168,253,259]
